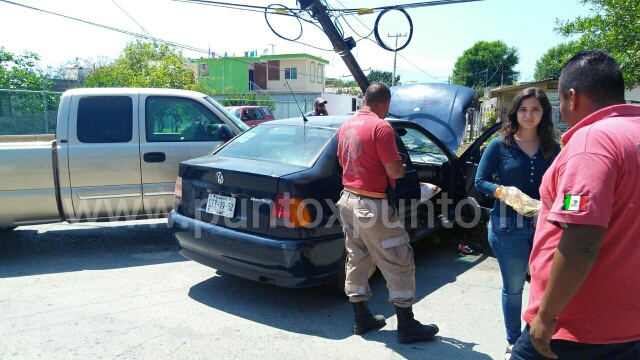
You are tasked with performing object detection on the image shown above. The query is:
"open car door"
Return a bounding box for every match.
[388,120,458,238]
[457,122,503,222]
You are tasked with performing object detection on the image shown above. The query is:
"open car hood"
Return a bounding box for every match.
[388,83,475,153]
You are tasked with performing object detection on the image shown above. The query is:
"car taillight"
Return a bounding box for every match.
[174,176,183,208]
[270,194,311,228]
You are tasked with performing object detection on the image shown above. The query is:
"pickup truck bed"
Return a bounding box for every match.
[0,88,248,230]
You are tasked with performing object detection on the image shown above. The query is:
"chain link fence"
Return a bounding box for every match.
[465,105,567,144]
[0,89,62,135]
[0,90,325,136]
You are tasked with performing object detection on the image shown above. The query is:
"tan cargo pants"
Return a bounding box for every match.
[337,190,416,307]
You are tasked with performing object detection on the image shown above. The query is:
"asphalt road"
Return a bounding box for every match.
[0,219,527,360]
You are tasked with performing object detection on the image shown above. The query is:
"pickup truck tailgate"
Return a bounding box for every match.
[0,140,60,226]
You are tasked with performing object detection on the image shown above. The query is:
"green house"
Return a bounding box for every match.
[194,53,329,94]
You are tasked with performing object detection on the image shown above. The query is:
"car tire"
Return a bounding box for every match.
[324,250,347,296]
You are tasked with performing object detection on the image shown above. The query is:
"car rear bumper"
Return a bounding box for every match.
[168,210,345,288]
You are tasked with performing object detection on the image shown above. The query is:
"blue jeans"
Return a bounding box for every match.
[488,214,535,345]
[511,325,640,359]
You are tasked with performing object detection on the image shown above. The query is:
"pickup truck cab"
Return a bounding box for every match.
[0,88,248,230]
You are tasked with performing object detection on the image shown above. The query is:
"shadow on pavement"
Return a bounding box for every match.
[0,220,185,278]
[187,231,493,359]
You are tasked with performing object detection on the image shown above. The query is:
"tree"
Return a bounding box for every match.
[0,47,56,121]
[326,77,363,97]
[84,39,212,93]
[221,93,276,111]
[367,69,400,86]
[0,47,50,91]
[555,0,640,88]
[451,40,519,100]
[533,41,580,81]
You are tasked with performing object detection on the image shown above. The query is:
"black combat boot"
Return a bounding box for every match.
[395,305,439,343]
[352,301,386,335]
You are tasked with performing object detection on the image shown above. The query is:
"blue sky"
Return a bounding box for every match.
[0,0,592,83]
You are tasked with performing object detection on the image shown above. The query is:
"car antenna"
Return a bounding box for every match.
[285,80,308,122]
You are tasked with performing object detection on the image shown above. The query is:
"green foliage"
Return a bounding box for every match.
[367,69,400,86]
[452,40,520,94]
[221,93,276,110]
[0,47,51,91]
[326,77,363,97]
[0,47,56,115]
[534,41,581,81]
[555,0,640,88]
[83,39,211,92]
[484,109,498,130]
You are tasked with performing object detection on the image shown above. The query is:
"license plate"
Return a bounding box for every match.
[205,194,236,218]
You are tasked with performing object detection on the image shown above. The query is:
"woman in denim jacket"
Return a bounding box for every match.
[475,87,560,359]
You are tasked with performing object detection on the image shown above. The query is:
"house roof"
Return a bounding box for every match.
[194,53,329,65]
[489,78,558,98]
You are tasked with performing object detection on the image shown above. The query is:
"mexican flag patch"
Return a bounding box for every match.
[563,194,589,211]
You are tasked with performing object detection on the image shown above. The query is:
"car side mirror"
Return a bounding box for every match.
[207,123,234,142]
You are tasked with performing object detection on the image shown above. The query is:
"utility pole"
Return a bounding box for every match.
[500,60,504,88]
[387,33,406,87]
[303,0,370,93]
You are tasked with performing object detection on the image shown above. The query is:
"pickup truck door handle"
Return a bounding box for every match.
[143,152,166,163]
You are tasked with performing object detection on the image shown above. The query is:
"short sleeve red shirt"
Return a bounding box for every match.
[337,110,401,192]
[523,104,640,343]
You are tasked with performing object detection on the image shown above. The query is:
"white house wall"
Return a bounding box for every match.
[320,93,359,116]
[265,58,324,93]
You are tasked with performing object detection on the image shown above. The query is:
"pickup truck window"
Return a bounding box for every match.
[146,96,223,142]
[77,96,133,143]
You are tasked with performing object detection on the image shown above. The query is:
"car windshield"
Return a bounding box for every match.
[399,127,448,164]
[216,124,336,167]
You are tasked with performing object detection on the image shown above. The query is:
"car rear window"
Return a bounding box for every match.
[260,106,272,116]
[216,124,336,167]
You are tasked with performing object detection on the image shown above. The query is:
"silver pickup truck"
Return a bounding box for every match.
[0,88,248,231]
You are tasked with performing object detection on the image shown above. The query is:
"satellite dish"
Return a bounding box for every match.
[262,48,269,55]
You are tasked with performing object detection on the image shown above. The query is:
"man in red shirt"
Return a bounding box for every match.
[512,51,640,359]
[336,82,438,343]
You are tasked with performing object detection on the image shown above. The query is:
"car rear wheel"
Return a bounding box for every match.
[324,250,347,296]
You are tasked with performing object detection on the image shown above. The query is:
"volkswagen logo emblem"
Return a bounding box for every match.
[216,172,224,184]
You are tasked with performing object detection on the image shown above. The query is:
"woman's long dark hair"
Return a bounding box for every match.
[500,87,557,159]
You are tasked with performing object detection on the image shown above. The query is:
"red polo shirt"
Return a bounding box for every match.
[337,110,401,192]
[523,104,640,343]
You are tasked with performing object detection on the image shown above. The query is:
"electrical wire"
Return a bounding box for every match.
[373,8,413,51]
[336,0,484,14]
[264,4,303,41]
[0,0,323,80]
[330,0,374,40]
[395,51,448,83]
[111,0,153,38]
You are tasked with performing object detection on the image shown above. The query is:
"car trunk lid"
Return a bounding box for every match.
[179,156,306,236]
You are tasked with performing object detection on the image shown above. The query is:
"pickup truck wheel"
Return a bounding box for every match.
[324,251,347,296]
[0,226,17,233]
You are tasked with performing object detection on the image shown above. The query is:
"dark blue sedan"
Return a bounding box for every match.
[168,83,500,289]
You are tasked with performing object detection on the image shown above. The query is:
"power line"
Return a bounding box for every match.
[111,0,153,38]
[0,0,324,80]
[336,0,484,14]
[394,48,447,83]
